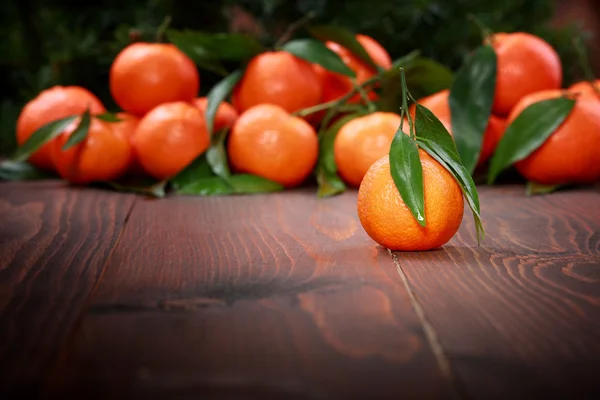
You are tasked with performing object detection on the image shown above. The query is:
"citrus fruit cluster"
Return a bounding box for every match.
[6,20,600,253]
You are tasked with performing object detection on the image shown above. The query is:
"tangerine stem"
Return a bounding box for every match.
[354,83,376,113]
[156,15,172,43]
[294,75,379,117]
[468,14,494,43]
[274,11,316,48]
[398,67,415,139]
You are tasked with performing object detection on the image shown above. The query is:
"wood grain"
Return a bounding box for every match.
[394,185,600,399]
[46,190,453,399]
[0,181,135,397]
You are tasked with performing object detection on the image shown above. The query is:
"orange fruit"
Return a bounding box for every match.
[410,89,506,166]
[569,79,600,95]
[228,104,319,187]
[314,34,392,105]
[51,117,131,184]
[111,112,143,176]
[133,102,210,180]
[333,112,402,187]
[193,97,239,133]
[16,86,106,170]
[489,32,562,116]
[358,151,464,251]
[232,51,322,114]
[507,89,600,184]
[110,43,199,116]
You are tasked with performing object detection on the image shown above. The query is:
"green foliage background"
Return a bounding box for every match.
[0,0,587,155]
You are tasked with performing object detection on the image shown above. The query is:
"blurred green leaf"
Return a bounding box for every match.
[169,154,213,191]
[96,112,123,122]
[282,39,355,77]
[206,129,231,180]
[449,44,497,174]
[167,29,263,62]
[0,160,56,181]
[205,70,243,134]
[106,179,167,198]
[62,109,91,150]
[176,174,283,196]
[12,115,77,162]
[526,181,564,196]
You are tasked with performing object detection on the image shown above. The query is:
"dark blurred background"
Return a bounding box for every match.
[1,0,599,155]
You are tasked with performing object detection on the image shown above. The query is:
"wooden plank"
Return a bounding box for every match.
[392,185,600,399]
[47,190,454,399]
[0,181,135,397]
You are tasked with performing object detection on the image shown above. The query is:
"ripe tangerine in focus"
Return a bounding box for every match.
[357,151,464,251]
[16,85,106,170]
[333,112,403,187]
[110,42,199,116]
[227,104,319,188]
[51,117,131,185]
[193,97,239,133]
[133,102,210,180]
[508,89,600,185]
[489,32,562,116]
[232,51,322,114]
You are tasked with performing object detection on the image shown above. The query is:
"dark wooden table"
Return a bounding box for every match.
[1,181,600,399]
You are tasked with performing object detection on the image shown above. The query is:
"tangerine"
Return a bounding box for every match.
[16,86,106,170]
[334,112,402,187]
[111,112,143,176]
[110,43,199,116]
[508,89,600,184]
[228,104,319,187]
[232,51,322,114]
[357,151,464,251]
[133,102,210,180]
[51,117,131,184]
[193,97,239,133]
[490,32,562,116]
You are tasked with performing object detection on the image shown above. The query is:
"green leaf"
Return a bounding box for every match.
[12,115,77,162]
[389,130,426,227]
[176,176,233,196]
[307,25,378,70]
[176,174,283,196]
[316,112,366,198]
[281,39,355,77]
[96,112,123,122]
[166,30,229,76]
[169,154,213,191]
[487,97,575,184]
[0,160,56,181]
[229,174,284,194]
[167,29,263,62]
[414,104,484,243]
[206,129,231,180]
[526,181,565,196]
[106,180,167,198]
[404,58,454,99]
[62,109,91,150]
[449,44,497,174]
[205,70,243,134]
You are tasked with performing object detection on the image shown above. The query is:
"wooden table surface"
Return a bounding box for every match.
[1,181,600,399]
